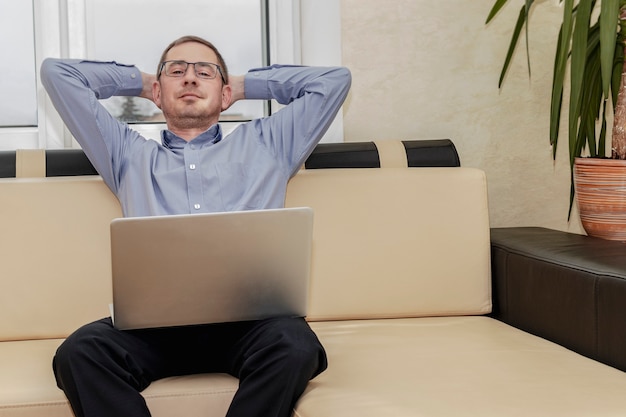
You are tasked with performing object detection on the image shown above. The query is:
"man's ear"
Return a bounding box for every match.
[221,84,233,111]
[152,81,162,109]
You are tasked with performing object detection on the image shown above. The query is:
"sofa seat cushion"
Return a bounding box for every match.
[295,316,626,417]
[0,339,238,417]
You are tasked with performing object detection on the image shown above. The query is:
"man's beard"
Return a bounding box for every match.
[164,108,214,131]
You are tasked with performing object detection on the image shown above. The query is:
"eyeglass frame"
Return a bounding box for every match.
[158,60,226,84]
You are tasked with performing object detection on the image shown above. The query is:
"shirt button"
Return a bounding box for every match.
[194,204,201,210]
[189,164,196,170]
[190,144,196,150]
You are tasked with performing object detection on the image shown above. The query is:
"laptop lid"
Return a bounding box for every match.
[110,207,313,330]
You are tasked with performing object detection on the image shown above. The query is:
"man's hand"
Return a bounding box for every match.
[225,75,245,110]
[139,72,157,103]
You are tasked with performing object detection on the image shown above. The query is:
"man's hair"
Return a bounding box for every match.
[157,35,229,84]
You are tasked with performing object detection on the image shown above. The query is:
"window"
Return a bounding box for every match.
[0,0,37,127]
[0,0,342,150]
[85,0,266,124]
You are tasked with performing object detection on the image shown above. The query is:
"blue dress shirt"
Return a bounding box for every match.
[41,59,351,217]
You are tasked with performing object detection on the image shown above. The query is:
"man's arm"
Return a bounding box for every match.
[41,59,144,192]
[240,65,351,176]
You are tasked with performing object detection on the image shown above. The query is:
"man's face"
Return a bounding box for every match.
[153,42,230,130]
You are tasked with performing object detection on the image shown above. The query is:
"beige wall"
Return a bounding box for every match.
[340,0,584,234]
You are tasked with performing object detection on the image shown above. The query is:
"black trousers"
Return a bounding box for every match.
[53,316,327,417]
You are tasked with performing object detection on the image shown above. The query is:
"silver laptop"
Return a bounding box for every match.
[110,207,313,330]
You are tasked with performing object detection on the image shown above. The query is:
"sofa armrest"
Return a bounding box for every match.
[490,227,626,372]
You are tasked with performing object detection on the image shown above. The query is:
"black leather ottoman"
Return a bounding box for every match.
[490,227,626,372]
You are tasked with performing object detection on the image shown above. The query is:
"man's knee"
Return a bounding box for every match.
[57,318,113,354]
[53,319,115,379]
[264,318,327,378]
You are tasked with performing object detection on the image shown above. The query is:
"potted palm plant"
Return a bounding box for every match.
[487,0,626,241]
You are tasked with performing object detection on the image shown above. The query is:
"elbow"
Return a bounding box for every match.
[340,66,352,82]
[334,66,352,88]
[335,66,352,98]
[40,58,63,91]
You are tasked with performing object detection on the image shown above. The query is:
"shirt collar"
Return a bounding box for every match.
[161,123,223,150]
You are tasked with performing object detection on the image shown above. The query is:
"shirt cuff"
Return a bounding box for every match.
[117,64,143,97]
[78,60,143,97]
[244,67,270,100]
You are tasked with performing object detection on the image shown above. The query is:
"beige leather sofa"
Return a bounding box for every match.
[2,140,626,417]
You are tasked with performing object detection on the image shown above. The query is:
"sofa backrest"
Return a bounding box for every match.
[0,141,490,341]
[287,167,491,321]
[0,176,121,340]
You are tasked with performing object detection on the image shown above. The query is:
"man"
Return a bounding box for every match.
[41,35,351,417]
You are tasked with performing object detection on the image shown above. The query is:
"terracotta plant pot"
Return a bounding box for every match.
[574,157,626,241]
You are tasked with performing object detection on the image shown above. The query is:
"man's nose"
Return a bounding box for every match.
[182,65,198,83]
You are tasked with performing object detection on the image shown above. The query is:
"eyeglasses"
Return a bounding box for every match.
[158,60,225,83]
